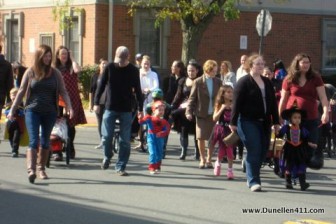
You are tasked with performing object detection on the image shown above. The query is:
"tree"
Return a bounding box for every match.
[124,0,244,64]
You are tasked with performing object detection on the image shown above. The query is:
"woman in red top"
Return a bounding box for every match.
[279,53,329,147]
[54,46,87,160]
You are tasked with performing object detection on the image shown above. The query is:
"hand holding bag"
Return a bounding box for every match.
[223,131,240,146]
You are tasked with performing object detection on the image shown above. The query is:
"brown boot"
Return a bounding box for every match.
[37,149,50,179]
[26,150,37,184]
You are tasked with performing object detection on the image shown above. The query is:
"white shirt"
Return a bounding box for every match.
[139,69,159,112]
[236,66,248,81]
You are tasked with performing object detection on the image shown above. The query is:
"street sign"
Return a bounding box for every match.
[256,9,272,37]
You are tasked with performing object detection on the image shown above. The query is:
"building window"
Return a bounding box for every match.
[139,17,161,66]
[39,33,55,51]
[322,19,336,73]
[61,9,83,65]
[134,11,170,68]
[3,12,23,62]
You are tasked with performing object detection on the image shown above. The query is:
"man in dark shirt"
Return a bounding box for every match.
[94,46,143,176]
[0,45,14,120]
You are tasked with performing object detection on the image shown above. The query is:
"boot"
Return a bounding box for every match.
[179,147,187,160]
[26,150,37,184]
[193,137,200,161]
[179,131,188,160]
[37,149,50,179]
[285,173,293,189]
[298,173,310,191]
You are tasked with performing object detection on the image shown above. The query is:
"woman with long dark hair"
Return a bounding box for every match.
[54,46,87,160]
[8,45,73,183]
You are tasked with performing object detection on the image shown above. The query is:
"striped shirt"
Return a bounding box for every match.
[26,75,57,113]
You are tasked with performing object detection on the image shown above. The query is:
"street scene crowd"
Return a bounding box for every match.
[0,44,334,192]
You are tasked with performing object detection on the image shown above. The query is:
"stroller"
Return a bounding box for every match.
[242,129,284,177]
[46,117,70,167]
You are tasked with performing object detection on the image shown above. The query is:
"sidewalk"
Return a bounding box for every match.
[82,109,97,127]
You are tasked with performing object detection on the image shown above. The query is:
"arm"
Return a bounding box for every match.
[278,89,289,123]
[185,80,197,120]
[213,104,225,121]
[149,71,159,92]
[134,68,143,112]
[316,85,329,124]
[171,78,184,109]
[8,69,30,119]
[5,63,14,103]
[157,119,171,138]
[56,69,73,118]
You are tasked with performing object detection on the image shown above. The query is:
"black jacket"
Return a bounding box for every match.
[0,55,13,106]
[231,74,279,126]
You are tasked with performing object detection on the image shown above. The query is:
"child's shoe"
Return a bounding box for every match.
[214,160,221,176]
[227,169,234,180]
[149,164,156,175]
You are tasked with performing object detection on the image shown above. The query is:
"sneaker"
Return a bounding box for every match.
[101,159,110,170]
[154,169,160,174]
[149,169,156,175]
[95,143,103,149]
[117,170,129,176]
[214,160,221,176]
[250,184,262,192]
[227,170,234,180]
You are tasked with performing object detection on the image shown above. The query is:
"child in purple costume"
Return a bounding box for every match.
[279,106,317,190]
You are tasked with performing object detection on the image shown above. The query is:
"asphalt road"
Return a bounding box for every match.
[0,125,335,224]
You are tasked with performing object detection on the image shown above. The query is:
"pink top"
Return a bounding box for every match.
[282,75,324,120]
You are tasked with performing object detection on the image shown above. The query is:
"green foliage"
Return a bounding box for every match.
[78,64,98,100]
[125,0,240,26]
[52,0,83,30]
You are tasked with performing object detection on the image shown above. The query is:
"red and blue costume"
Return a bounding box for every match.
[139,115,170,171]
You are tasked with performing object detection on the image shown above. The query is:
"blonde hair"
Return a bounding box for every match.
[10,88,19,95]
[203,60,218,74]
[220,60,233,74]
[142,55,150,62]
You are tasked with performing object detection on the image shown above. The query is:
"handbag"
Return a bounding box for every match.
[223,131,240,146]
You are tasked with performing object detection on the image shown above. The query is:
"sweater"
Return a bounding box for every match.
[94,62,143,112]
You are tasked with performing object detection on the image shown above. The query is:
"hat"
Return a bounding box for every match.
[151,88,163,100]
[281,106,307,120]
[114,46,129,64]
[151,100,165,111]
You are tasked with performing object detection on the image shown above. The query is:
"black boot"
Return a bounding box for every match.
[193,136,200,161]
[179,147,187,160]
[298,173,310,191]
[285,173,293,189]
[179,130,188,160]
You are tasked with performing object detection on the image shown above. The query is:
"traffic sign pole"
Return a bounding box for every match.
[259,9,266,55]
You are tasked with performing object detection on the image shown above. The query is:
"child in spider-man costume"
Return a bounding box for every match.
[139,100,170,174]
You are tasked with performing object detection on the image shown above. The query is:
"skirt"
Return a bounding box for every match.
[196,115,215,140]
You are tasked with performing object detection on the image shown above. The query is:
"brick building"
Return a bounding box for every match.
[0,0,336,75]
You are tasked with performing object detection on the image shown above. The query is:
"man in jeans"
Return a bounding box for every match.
[94,46,143,176]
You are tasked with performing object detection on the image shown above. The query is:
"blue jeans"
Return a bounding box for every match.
[237,117,271,188]
[25,109,57,150]
[101,110,132,171]
[147,133,164,164]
